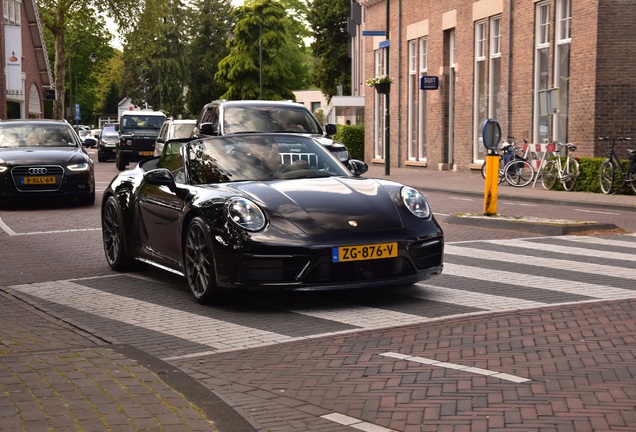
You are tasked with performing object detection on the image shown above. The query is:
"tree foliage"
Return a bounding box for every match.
[186,0,233,115]
[306,0,350,100]
[36,0,141,119]
[120,0,190,117]
[216,0,301,101]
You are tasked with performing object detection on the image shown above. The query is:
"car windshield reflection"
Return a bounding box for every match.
[0,124,79,148]
[159,134,351,184]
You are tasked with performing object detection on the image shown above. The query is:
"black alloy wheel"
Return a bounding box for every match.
[102,196,133,270]
[184,217,219,304]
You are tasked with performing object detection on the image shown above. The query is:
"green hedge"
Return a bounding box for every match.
[333,124,365,161]
[544,156,634,195]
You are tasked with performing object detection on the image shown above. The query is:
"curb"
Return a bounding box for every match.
[445,214,622,235]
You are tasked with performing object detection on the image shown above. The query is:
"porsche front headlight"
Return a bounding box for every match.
[226,197,267,231]
[400,186,430,218]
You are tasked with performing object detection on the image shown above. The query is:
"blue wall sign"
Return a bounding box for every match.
[362,30,386,36]
[379,40,390,49]
[420,76,439,90]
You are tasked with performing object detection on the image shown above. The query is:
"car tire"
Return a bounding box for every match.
[97,153,105,162]
[184,217,219,304]
[102,195,134,270]
[116,152,127,171]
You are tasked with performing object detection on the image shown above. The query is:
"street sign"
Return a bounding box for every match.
[43,89,56,100]
[362,30,386,36]
[75,104,81,121]
[420,76,439,90]
[481,118,501,152]
[379,40,390,49]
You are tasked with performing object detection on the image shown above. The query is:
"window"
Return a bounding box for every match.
[555,0,572,143]
[372,49,387,160]
[489,16,502,121]
[473,21,487,161]
[534,2,551,143]
[407,38,428,162]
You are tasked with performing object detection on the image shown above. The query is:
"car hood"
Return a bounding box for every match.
[229,177,404,234]
[0,147,88,165]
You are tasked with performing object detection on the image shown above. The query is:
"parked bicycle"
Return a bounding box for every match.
[541,142,580,191]
[598,136,636,194]
[480,138,535,187]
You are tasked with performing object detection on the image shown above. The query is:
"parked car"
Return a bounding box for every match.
[0,119,95,205]
[192,100,350,163]
[101,133,444,304]
[154,118,196,156]
[97,123,119,162]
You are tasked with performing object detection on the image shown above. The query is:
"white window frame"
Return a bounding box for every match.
[534,2,551,143]
[473,21,487,162]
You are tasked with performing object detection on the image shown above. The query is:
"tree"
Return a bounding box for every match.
[216,0,297,100]
[36,0,141,119]
[306,0,350,100]
[119,0,190,117]
[186,0,233,115]
[93,53,124,116]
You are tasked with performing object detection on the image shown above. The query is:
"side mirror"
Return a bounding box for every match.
[84,137,97,147]
[199,123,217,136]
[347,159,368,177]
[144,168,177,191]
[325,123,337,136]
[113,124,119,132]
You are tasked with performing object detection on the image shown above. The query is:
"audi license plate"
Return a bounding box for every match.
[332,242,398,262]
[22,176,56,185]
[139,151,154,156]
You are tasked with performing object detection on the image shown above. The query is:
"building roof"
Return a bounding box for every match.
[23,0,52,88]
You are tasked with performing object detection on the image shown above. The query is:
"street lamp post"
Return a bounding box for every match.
[227,13,263,100]
[68,41,77,121]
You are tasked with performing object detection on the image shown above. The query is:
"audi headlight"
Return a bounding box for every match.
[401,186,430,218]
[226,197,267,231]
[67,162,90,172]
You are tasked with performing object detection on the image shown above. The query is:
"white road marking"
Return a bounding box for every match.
[321,413,396,432]
[0,216,100,236]
[573,208,621,216]
[380,352,531,383]
[442,262,635,300]
[483,237,636,262]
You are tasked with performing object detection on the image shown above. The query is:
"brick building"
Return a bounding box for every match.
[355,0,636,172]
[1,0,52,119]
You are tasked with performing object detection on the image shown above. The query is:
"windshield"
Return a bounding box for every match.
[121,114,166,130]
[168,123,196,140]
[223,106,322,135]
[159,134,350,184]
[0,123,79,148]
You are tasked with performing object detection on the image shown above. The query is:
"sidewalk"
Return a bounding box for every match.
[1,165,634,432]
[365,164,636,210]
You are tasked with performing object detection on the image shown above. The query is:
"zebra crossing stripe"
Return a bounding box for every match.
[442,263,635,300]
[445,244,636,278]
[481,238,636,261]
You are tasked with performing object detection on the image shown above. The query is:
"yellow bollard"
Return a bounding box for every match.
[483,154,499,215]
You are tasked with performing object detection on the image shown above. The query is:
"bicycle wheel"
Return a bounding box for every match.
[628,171,636,194]
[542,160,558,190]
[599,160,614,194]
[481,158,505,184]
[504,159,535,187]
[562,158,580,191]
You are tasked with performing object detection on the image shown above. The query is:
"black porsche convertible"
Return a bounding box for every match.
[101,133,444,304]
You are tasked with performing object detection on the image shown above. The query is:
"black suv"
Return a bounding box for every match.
[115,110,166,170]
[193,100,349,163]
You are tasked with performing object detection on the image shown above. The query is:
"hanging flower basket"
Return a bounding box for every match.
[374,82,391,94]
[366,74,394,95]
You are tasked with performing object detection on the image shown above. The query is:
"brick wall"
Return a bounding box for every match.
[362,0,636,170]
